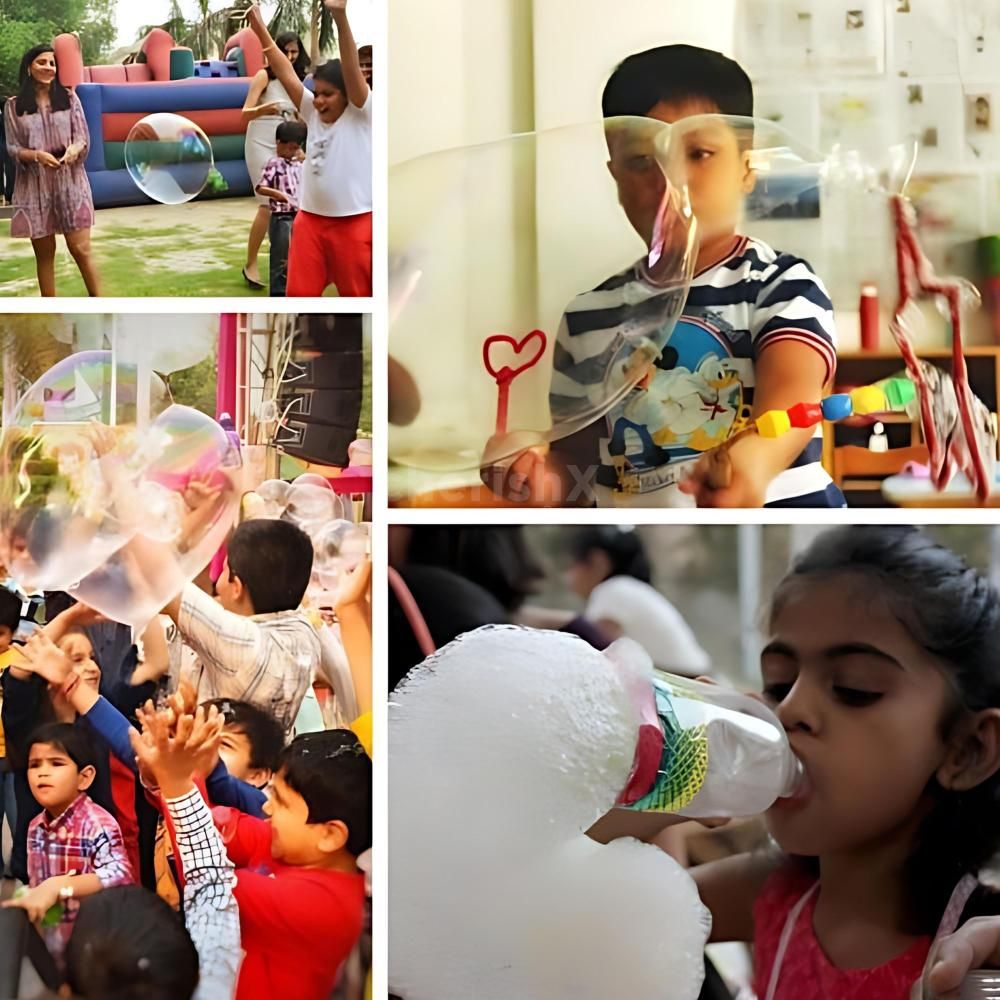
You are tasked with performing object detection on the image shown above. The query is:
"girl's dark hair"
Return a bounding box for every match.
[65,885,199,1000]
[569,527,652,585]
[15,45,71,116]
[314,58,345,97]
[403,527,545,611]
[268,32,308,81]
[772,525,1000,934]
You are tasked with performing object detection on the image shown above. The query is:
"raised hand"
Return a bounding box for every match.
[182,474,223,512]
[132,696,224,798]
[336,558,371,610]
[246,4,268,36]
[20,632,74,686]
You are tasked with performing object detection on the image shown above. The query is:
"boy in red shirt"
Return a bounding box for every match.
[210,726,370,1000]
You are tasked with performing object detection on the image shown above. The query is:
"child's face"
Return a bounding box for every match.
[607,98,755,247]
[59,632,101,690]
[219,724,270,788]
[761,576,956,858]
[27,742,94,814]
[313,80,348,123]
[276,139,301,161]
[0,625,12,654]
[263,772,347,866]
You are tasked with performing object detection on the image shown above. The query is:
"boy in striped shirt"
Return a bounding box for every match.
[493,46,844,508]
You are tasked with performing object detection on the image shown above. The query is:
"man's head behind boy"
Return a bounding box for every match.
[218,519,313,615]
[603,45,756,247]
[265,729,372,865]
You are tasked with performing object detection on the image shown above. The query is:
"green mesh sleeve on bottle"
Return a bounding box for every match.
[626,684,709,814]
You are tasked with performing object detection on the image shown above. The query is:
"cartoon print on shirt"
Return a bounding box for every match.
[607,315,747,487]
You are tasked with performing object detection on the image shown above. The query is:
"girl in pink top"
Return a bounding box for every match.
[693,526,1000,999]
[4,45,100,296]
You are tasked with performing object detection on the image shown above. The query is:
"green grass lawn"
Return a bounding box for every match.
[0,197,342,297]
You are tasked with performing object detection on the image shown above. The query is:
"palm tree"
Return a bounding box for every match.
[266,0,337,70]
[138,0,255,60]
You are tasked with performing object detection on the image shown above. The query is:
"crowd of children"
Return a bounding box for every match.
[0,514,373,1000]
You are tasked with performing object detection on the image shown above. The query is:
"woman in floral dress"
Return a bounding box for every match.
[4,45,101,296]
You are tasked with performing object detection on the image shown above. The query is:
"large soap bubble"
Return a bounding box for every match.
[241,477,356,596]
[0,351,242,627]
[389,117,698,473]
[388,114,911,479]
[125,113,215,206]
[67,405,242,629]
[312,518,368,593]
[0,351,171,591]
[390,626,710,1000]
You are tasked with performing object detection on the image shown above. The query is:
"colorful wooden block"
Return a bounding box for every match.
[849,385,888,415]
[756,410,792,438]
[881,377,916,410]
[821,394,853,421]
[787,402,824,428]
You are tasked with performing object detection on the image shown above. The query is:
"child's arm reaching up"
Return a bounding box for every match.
[336,558,372,717]
[325,0,370,108]
[246,6,305,110]
[130,703,242,1000]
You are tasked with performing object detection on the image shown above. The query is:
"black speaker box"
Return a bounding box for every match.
[276,315,365,467]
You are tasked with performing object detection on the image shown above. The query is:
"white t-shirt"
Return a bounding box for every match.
[298,87,372,217]
[585,575,710,676]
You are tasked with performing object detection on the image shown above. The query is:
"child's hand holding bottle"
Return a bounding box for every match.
[920,917,1000,998]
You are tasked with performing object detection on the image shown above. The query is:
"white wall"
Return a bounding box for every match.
[389,0,535,165]
[390,0,738,161]
[531,0,737,130]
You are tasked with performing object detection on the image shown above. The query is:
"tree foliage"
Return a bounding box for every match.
[138,1,255,61]
[0,0,118,98]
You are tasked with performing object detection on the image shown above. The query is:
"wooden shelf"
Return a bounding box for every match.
[827,347,1000,504]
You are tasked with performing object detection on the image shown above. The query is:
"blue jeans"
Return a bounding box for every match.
[269,211,296,297]
[1,767,16,878]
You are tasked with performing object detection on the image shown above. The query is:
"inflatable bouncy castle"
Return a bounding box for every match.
[54,27,267,208]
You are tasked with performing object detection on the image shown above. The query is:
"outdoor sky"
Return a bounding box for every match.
[114,1,375,51]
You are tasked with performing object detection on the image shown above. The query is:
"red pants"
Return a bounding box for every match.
[287,209,372,297]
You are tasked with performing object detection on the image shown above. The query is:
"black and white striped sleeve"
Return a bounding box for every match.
[166,787,243,1000]
[750,253,837,382]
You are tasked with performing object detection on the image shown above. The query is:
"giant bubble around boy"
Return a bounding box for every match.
[389,115,996,501]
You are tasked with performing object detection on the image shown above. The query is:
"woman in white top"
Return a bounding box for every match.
[248,0,372,296]
[240,30,306,289]
[565,527,711,677]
